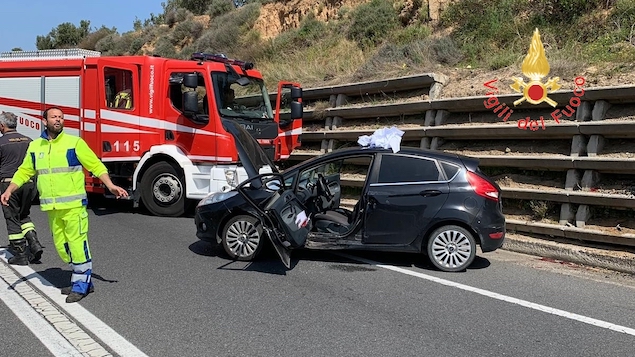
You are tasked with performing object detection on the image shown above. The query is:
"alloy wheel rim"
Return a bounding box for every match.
[226,220,260,257]
[431,230,472,269]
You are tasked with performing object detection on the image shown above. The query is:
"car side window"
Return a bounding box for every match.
[440,161,460,180]
[377,155,441,183]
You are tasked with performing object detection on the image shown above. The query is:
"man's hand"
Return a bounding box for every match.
[0,191,11,206]
[1,182,18,206]
[107,185,129,199]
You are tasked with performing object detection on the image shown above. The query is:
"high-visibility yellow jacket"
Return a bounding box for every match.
[11,131,108,211]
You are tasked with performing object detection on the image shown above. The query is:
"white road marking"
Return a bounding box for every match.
[1,249,149,357]
[339,253,635,337]
[0,264,84,357]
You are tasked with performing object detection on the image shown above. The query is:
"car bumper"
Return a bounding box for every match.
[194,206,221,244]
[473,204,506,253]
[478,223,506,252]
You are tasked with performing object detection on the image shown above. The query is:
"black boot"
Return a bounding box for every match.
[24,231,43,262]
[8,239,29,265]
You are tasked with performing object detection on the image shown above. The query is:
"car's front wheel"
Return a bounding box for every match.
[426,225,476,272]
[222,215,264,261]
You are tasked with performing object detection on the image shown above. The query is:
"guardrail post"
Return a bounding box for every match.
[321,95,338,153]
[421,110,436,149]
[574,100,611,227]
[422,110,448,150]
[560,169,580,225]
[333,94,346,129]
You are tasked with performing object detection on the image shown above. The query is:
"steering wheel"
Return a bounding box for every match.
[317,173,334,200]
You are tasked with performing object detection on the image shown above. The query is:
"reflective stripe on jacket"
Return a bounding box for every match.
[11,131,108,211]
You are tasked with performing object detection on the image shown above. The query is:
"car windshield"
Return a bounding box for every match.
[211,72,274,120]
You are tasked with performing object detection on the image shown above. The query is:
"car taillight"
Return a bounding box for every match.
[466,171,499,201]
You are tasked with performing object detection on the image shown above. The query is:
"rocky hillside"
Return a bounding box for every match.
[33,0,635,96]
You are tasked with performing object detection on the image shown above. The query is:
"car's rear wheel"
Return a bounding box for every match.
[426,225,476,272]
[222,215,264,261]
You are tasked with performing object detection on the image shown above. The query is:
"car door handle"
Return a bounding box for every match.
[420,190,442,197]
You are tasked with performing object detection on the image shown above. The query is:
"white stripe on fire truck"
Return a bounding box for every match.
[0,104,40,116]
[83,122,96,132]
[63,114,79,122]
[100,124,154,134]
[84,109,96,119]
[0,104,78,123]
[100,109,226,137]
[188,155,234,162]
[278,127,302,136]
[101,157,142,162]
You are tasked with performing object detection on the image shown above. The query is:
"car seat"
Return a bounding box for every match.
[312,198,363,235]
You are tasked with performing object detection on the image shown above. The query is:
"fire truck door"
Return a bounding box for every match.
[97,61,142,160]
[275,81,303,160]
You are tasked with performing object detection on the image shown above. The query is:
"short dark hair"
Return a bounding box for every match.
[43,107,63,119]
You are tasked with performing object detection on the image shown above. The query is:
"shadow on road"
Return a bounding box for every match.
[28,267,119,289]
[297,249,491,272]
[187,240,491,274]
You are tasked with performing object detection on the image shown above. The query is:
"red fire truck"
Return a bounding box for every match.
[0,49,303,216]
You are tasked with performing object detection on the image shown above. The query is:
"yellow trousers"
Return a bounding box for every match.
[47,206,93,294]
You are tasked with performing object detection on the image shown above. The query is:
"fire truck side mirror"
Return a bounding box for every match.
[183,91,199,113]
[291,102,303,120]
[182,91,208,125]
[183,74,198,89]
[291,86,302,100]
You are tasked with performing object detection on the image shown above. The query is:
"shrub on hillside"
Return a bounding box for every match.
[165,8,193,28]
[171,19,205,46]
[95,32,136,56]
[78,26,116,51]
[154,37,179,58]
[347,0,400,48]
[194,2,259,56]
[94,33,118,54]
[129,36,147,55]
[207,0,234,17]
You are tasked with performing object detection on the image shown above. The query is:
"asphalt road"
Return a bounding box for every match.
[1,200,634,357]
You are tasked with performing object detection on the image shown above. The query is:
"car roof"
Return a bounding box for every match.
[285,145,476,172]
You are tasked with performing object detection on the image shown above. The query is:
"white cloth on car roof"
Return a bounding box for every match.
[357,126,404,153]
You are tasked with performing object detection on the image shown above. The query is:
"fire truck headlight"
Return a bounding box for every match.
[225,169,238,187]
[198,191,238,207]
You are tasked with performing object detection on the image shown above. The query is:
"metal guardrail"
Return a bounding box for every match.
[301,85,635,121]
[291,151,635,174]
[502,188,635,209]
[301,121,635,141]
[301,73,444,101]
[506,219,635,247]
[292,77,635,248]
[339,178,635,209]
[269,73,444,102]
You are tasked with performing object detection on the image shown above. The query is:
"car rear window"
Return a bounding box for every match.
[378,155,441,183]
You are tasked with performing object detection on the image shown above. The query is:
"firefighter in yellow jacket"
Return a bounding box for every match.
[0,107,128,303]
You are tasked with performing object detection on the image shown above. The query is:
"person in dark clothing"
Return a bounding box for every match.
[0,112,42,265]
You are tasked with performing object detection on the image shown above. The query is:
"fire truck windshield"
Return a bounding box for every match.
[211,72,274,121]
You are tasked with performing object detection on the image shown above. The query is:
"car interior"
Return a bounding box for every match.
[290,155,373,236]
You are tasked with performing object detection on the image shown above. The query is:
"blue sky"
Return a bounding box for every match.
[0,0,164,52]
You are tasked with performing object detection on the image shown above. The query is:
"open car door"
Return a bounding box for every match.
[237,173,310,269]
[225,120,309,268]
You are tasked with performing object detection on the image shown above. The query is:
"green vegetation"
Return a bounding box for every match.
[26,0,635,90]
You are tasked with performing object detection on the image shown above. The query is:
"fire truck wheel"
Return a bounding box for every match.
[141,162,187,217]
[222,215,264,261]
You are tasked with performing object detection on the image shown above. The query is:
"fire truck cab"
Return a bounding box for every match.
[0,49,303,217]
